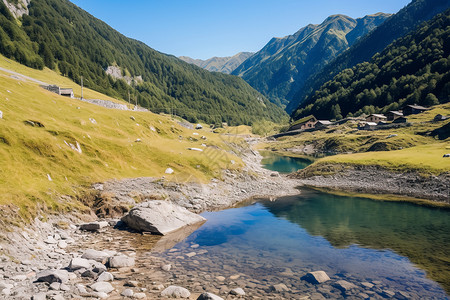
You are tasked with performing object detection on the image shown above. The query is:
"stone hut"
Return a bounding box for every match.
[288,115,317,131]
[403,104,429,115]
[366,114,387,123]
[386,111,403,121]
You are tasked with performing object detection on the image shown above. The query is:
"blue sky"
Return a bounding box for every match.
[69,0,411,60]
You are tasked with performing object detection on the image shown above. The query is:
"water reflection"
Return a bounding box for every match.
[260,189,450,293]
[260,152,313,173]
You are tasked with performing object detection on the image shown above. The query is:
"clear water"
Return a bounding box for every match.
[160,190,450,298]
[260,152,312,173]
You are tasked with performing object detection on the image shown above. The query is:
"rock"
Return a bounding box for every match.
[161,285,191,298]
[44,236,58,244]
[197,292,224,300]
[165,168,174,174]
[81,269,97,278]
[135,138,142,142]
[121,200,206,235]
[382,290,396,298]
[91,282,114,293]
[133,293,147,299]
[443,153,450,158]
[79,221,108,231]
[93,292,109,299]
[91,261,107,273]
[108,255,135,268]
[361,282,374,289]
[195,124,203,129]
[35,269,69,284]
[57,240,67,249]
[50,295,65,300]
[270,283,290,292]
[161,264,171,271]
[69,257,91,270]
[49,282,61,290]
[12,274,27,281]
[125,281,140,287]
[188,147,203,152]
[0,111,3,119]
[81,249,110,263]
[97,272,114,282]
[60,284,70,291]
[302,271,330,284]
[334,280,358,292]
[76,284,87,294]
[32,293,47,300]
[216,276,225,281]
[229,288,245,296]
[121,289,134,297]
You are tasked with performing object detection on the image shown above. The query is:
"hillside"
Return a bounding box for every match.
[179,52,254,74]
[232,13,390,108]
[0,0,286,126]
[288,0,450,113]
[292,9,450,120]
[0,56,247,222]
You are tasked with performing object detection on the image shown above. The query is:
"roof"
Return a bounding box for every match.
[388,111,403,116]
[368,114,387,119]
[291,115,317,126]
[406,104,429,110]
[365,122,377,126]
[317,120,333,125]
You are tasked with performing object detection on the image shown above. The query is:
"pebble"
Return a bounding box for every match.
[229,287,245,296]
[121,288,134,297]
[161,285,191,298]
[91,282,114,293]
[97,272,114,282]
[133,292,147,299]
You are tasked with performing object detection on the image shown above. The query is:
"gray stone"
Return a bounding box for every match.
[44,236,58,244]
[93,291,109,299]
[75,284,87,294]
[229,288,245,296]
[108,255,135,268]
[161,285,191,298]
[60,284,70,291]
[270,283,290,292]
[197,292,224,300]
[49,282,61,290]
[51,295,65,300]
[165,168,174,174]
[82,249,110,263]
[382,290,395,298]
[121,200,206,235]
[97,272,114,282]
[125,280,140,287]
[32,293,47,300]
[134,293,147,299]
[161,264,171,271]
[0,111,3,119]
[91,260,107,273]
[91,282,114,293]
[57,240,67,249]
[35,269,69,284]
[69,257,91,270]
[334,280,358,292]
[79,221,108,231]
[303,271,330,284]
[361,282,374,289]
[81,269,97,278]
[121,289,134,297]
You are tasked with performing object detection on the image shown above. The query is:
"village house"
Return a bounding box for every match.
[366,114,387,123]
[386,111,403,121]
[42,85,74,98]
[288,115,317,131]
[393,116,408,123]
[315,120,333,129]
[403,104,429,115]
[358,122,377,130]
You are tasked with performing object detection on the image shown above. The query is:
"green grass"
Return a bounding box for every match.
[0,60,243,222]
[262,103,450,175]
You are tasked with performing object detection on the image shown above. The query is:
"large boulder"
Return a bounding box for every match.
[302,271,330,284]
[161,286,190,298]
[197,292,224,300]
[81,249,110,263]
[35,270,69,284]
[108,255,135,268]
[121,200,206,235]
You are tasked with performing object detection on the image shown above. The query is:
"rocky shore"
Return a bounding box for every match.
[0,139,302,299]
[291,164,450,203]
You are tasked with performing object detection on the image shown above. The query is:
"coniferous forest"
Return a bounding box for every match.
[292,9,450,120]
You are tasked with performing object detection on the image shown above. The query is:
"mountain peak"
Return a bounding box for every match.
[179,52,254,74]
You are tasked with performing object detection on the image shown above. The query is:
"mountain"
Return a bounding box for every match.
[292,8,450,121]
[179,52,254,74]
[288,0,450,114]
[0,0,286,126]
[232,13,391,108]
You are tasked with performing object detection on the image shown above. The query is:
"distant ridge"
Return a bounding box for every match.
[179,52,254,74]
[232,13,391,108]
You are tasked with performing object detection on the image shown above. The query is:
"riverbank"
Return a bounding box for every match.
[0,138,301,299]
[290,163,450,205]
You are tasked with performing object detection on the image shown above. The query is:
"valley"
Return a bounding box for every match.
[0,0,449,299]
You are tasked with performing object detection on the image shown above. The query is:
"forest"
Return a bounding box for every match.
[0,0,286,126]
[292,9,450,120]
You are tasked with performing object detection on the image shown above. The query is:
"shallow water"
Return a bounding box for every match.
[260,152,312,173]
[156,189,450,298]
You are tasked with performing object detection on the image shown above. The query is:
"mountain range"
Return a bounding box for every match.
[179,52,253,74]
[288,0,450,114]
[232,13,391,108]
[0,0,285,126]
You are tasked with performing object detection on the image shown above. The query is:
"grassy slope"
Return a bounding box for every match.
[0,58,243,221]
[262,103,450,175]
